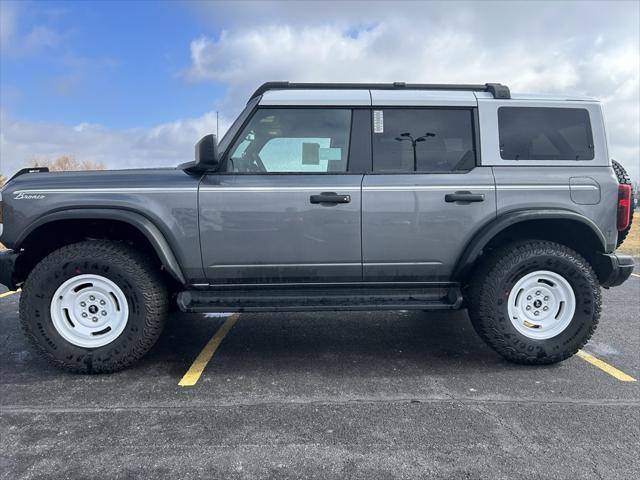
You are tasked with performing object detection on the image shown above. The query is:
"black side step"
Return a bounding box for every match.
[177,285,463,313]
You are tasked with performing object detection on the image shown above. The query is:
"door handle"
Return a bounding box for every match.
[445,191,485,203]
[310,192,351,204]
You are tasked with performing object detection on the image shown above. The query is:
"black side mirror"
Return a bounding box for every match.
[195,134,219,169]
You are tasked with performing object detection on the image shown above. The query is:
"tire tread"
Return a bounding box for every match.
[468,240,601,365]
[20,240,168,373]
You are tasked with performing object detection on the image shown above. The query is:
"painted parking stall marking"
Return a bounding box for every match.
[0,289,20,299]
[179,313,240,387]
[576,349,637,382]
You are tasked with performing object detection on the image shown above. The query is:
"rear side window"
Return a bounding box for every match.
[498,107,594,160]
[372,109,476,172]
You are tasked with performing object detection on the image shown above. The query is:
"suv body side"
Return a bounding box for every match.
[194,88,619,287]
[0,86,622,290]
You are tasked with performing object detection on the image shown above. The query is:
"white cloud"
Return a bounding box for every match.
[0,1,64,55]
[23,25,62,52]
[1,1,638,181]
[0,1,17,48]
[0,110,230,175]
[181,7,639,181]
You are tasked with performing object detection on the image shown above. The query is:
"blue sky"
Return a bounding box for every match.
[1,0,225,128]
[1,0,638,179]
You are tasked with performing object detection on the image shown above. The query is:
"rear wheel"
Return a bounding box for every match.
[20,240,168,373]
[468,240,601,364]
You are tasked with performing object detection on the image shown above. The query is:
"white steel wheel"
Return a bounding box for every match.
[507,270,576,340]
[50,274,129,348]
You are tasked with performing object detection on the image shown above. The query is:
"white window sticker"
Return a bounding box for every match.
[373,110,384,133]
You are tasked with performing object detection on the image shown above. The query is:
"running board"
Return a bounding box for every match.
[177,285,463,313]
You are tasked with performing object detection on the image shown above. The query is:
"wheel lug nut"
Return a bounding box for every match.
[100,300,106,305]
[536,291,541,296]
[526,305,531,310]
[544,296,549,301]
[92,317,98,322]
[543,306,549,311]
[534,311,539,316]
[80,302,86,307]
[89,296,95,301]
[101,311,107,316]
[526,295,532,300]
[82,312,88,318]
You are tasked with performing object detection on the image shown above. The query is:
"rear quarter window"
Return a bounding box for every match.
[498,107,594,160]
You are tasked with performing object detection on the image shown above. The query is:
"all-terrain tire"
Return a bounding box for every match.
[468,240,601,365]
[612,159,634,248]
[20,240,168,373]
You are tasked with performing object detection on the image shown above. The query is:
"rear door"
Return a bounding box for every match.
[362,91,497,282]
[199,107,368,284]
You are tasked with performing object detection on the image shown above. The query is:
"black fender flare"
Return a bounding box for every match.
[452,209,608,281]
[16,208,186,284]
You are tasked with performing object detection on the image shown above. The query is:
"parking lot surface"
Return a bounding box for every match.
[1,268,639,479]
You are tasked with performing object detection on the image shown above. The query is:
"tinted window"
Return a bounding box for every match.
[372,109,476,172]
[227,109,351,173]
[498,107,594,160]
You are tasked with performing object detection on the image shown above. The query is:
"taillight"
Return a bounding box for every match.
[617,184,632,231]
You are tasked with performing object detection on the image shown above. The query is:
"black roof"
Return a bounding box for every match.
[249,82,511,101]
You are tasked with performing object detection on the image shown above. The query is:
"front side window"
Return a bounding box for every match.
[227,109,352,173]
[498,107,594,160]
[372,109,476,172]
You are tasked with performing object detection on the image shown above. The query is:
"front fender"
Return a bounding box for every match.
[15,208,186,284]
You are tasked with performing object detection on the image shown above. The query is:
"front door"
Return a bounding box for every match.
[199,107,363,284]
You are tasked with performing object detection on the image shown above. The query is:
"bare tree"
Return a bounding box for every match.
[30,156,105,171]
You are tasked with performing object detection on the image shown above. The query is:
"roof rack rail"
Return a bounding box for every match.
[249,82,511,101]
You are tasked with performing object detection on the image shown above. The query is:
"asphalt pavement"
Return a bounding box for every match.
[1,268,639,479]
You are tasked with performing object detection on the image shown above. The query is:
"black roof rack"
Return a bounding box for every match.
[249,81,511,101]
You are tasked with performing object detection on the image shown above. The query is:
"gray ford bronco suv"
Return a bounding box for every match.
[0,82,635,373]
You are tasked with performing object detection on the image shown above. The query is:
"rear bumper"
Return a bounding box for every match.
[0,249,19,290]
[595,252,635,288]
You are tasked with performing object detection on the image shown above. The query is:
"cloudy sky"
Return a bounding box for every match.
[1,0,638,180]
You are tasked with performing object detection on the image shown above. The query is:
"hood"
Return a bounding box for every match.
[3,168,191,194]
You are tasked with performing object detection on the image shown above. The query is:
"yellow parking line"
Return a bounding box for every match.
[178,313,240,387]
[631,273,640,278]
[0,289,20,299]
[576,350,637,382]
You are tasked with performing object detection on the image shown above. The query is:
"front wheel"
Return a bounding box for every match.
[20,240,168,373]
[468,240,601,364]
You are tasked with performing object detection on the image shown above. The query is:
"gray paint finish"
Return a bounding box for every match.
[1,169,205,281]
[491,166,619,252]
[570,176,601,205]
[362,169,497,281]
[370,89,477,107]
[259,89,371,106]
[199,174,364,283]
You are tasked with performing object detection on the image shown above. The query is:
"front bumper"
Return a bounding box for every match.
[0,249,19,290]
[595,252,635,288]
